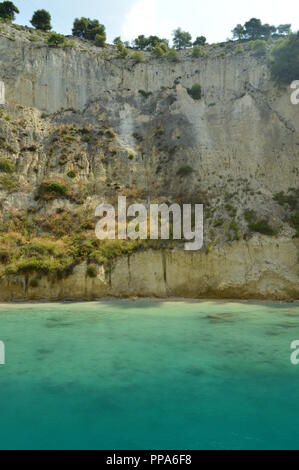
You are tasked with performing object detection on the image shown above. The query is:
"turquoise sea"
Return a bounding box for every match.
[0,300,299,450]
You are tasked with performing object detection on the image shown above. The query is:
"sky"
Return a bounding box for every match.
[13,0,299,44]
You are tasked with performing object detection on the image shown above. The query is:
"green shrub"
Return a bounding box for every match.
[37,180,69,200]
[214,218,224,227]
[0,158,14,174]
[229,220,241,241]
[192,45,207,58]
[167,48,179,62]
[273,191,286,205]
[251,39,267,57]
[290,212,299,237]
[225,204,237,217]
[245,209,276,235]
[188,83,202,100]
[0,174,19,192]
[117,43,129,59]
[29,34,40,43]
[94,33,106,47]
[47,32,67,47]
[235,44,244,54]
[244,209,256,224]
[128,150,135,160]
[271,33,299,84]
[67,170,77,179]
[274,189,298,210]
[6,256,74,277]
[131,51,145,63]
[177,165,194,177]
[152,44,165,58]
[87,263,97,278]
[248,220,276,236]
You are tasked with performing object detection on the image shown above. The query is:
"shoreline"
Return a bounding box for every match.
[0,297,298,306]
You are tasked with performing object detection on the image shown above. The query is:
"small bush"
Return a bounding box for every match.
[117,43,129,59]
[29,34,40,43]
[0,174,19,192]
[229,220,241,241]
[37,180,69,200]
[225,204,237,217]
[188,83,202,100]
[47,32,67,47]
[167,49,179,62]
[87,263,97,278]
[235,44,244,54]
[274,189,298,210]
[67,170,77,179]
[0,158,14,174]
[214,218,224,227]
[177,165,194,177]
[244,209,256,224]
[94,33,106,47]
[251,39,267,57]
[192,46,207,58]
[6,256,74,277]
[128,149,135,160]
[244,210,275,235]
[152,44,164,58]
[131,51,145,63]
[249,220,276,236]
[290,212,299,237]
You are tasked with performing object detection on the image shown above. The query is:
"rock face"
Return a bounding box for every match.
[1,24,298,197]
[0,24,298,301]
[0,236,298,301]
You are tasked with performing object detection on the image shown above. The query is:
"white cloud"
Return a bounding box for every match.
[121,0,176,42]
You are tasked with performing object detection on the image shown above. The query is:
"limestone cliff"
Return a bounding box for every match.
[0,237,298,301]
[0,23,298,301]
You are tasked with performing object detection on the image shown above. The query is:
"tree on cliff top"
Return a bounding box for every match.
[72,17,106,46]
[232,24,245,40]
[173,28,192,49]
[193,36,206,46]
[232,18,291,41]
[0,1,19,22]
[30,10,52,32]
[271,32,299,84]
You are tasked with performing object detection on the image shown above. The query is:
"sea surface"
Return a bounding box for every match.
[0,300,299,450]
